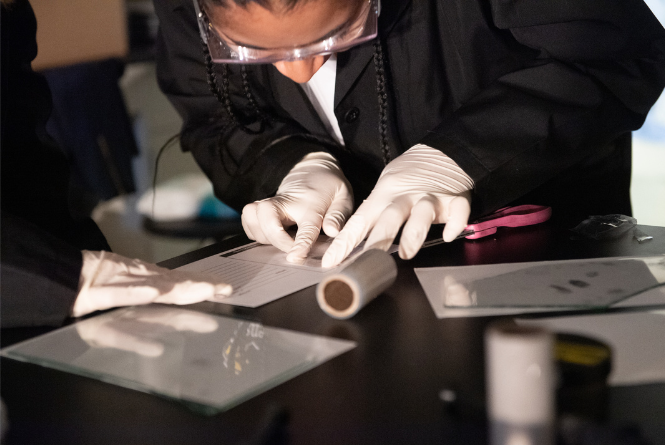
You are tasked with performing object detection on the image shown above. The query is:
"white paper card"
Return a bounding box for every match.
[177,236,397,307]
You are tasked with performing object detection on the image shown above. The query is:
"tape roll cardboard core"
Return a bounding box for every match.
[316,249,397,319]
[324,280,354,311]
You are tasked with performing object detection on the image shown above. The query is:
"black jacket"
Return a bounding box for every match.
[155,0,665,225]
[1,0,110,327]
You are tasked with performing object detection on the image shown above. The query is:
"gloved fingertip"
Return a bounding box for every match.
[322,248,345,268]
[321,252,335,269]
[286,243,310,264]
[441,230,457,243]
[443,197,471,242]
[398,243,417,260]
[442,223,466,242]
[322,225,340,237]
[213,284,233,299]
[322,217,342,237]
[286,252,307,265]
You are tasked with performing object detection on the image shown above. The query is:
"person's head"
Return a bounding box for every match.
[200,0,376,83]
[200,0,392,166]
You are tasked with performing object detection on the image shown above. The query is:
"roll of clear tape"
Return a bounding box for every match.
[316,249,397,319]
[485,322,555,445]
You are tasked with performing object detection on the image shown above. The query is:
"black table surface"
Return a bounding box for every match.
[2,223,665,445]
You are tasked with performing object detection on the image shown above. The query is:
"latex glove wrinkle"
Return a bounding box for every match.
[322,145,474,267]
[72,250,232,317]
[242,152,353,264]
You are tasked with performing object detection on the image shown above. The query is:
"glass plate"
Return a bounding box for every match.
[438,257,665,309]
[1,306,356,415]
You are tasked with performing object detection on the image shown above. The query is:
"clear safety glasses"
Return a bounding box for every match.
[194,0,379,64]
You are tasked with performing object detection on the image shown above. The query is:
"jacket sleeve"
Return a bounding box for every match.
[154,0,350,211]
[419,0,665,216]
[1,213,82,328]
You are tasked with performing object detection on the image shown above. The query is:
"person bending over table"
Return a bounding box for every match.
[1,0,232,328]
[155,0,665,267]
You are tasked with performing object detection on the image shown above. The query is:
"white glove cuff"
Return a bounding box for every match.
[72,250,105,317]
[287,152,341,174]
[393,144,475,194]
[275,152,346,197]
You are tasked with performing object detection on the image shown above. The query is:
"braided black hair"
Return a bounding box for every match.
[372,39,392,166]
[203,43,236,124]
[203,42,268,134]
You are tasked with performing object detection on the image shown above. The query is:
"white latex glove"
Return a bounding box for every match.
[322,145,474,268]
[242,152,353,264]
[72,250,233,317]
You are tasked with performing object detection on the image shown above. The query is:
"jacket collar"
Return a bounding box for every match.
[265,0,412,130]
[335,0,411,108]
[268,65,332,139]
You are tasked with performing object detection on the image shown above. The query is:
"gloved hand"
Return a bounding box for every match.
[322,145,474,268]
[242,152,354,264]
[71,250,233,317]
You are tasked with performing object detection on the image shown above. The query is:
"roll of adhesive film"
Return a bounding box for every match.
[316,249,397,319]
[485,322,555,445]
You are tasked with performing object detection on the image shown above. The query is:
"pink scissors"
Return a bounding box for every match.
[422,204,552,247]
